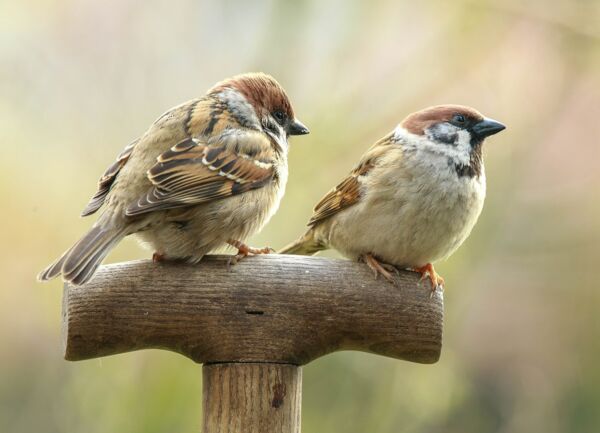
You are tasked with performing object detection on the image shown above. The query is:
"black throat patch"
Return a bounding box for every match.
[453,144,483,178]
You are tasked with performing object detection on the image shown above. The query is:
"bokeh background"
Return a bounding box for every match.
[2,0,600,432]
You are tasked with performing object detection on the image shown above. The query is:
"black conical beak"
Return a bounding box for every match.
[288,119,310,136]
[471,118,506,139]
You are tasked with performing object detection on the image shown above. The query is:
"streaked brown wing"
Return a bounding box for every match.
[308,133,394,226]
[308,164,370,226]
[125,131,275,216]
[81,138,139,217]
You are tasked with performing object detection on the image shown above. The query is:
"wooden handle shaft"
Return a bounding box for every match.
[203,363,301,433]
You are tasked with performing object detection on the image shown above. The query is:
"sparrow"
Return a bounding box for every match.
[280,105,504,293]
[39,72,309,285]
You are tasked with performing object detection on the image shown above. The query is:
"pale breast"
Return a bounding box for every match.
[326,148,486,267]
[135,164,286,260]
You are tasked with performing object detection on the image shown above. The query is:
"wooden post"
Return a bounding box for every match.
[61,255,443,432]
[203,363,301,433]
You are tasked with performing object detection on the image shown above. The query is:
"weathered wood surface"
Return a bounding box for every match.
[62,255,443,365]
[203,363,301,433]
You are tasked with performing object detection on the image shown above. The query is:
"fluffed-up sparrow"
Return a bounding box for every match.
[280,105,504,293]
[39,72,309,285]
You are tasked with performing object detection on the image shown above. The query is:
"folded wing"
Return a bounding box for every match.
[126,131,275,216]
[308,133,394,226]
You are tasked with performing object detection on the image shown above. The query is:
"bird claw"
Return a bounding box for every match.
[226,239,274,271]
[380,262,400,275]
[152,252,165,263]
[413,263,445,297]
[361,254,398,285]
[226,253,245,271]
[429,283,444,299]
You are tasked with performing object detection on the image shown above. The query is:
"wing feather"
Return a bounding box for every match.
[125,131,275,216]
[308,133,394,226]
[81,138,139,216]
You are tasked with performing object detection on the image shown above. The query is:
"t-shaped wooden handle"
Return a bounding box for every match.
[62,255,444,432]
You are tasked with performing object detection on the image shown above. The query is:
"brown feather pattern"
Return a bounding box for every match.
[125,134,274,216]
[210,72,295,120]
[81,138,139,216]
[308,134,394,226]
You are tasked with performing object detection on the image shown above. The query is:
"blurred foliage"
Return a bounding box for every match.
[1,0,600,432]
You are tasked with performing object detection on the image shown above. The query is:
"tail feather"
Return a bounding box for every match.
[38,225,125,285]
[279,230,324,256]
[38,255,66,282]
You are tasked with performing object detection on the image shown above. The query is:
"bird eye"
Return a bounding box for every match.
[273,110,287,124]
[453,114,466,124]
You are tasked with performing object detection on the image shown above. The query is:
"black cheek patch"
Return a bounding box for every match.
[469,134,484,148]
[430,124,458,146]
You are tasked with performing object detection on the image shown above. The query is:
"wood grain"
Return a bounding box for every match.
[62,254,443,365]
[203,363,301,433]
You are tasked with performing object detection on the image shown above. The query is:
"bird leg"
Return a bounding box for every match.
[412,263,445,297]
[226,239,274,269]
[361,254,398,284]
[152,252,166,263]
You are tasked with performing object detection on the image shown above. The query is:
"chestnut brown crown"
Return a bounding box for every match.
[230,73,293,117]
[401,105,484,136]
[210,72,309,136]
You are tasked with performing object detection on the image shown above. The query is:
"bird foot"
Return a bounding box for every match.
[361,254,399,285]
[412,263,445,298]
[226,239,274,270]
[152,252,166,263]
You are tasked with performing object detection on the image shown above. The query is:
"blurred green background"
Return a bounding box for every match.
[2,0,600,432]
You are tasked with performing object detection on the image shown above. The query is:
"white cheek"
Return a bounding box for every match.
[452,130,472,164]
[394,125,472,166]
[265,123,288,155]
[455,129,471,148]
[429,122,457,140]
[393,124,407,141]
[217,88,261,129]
